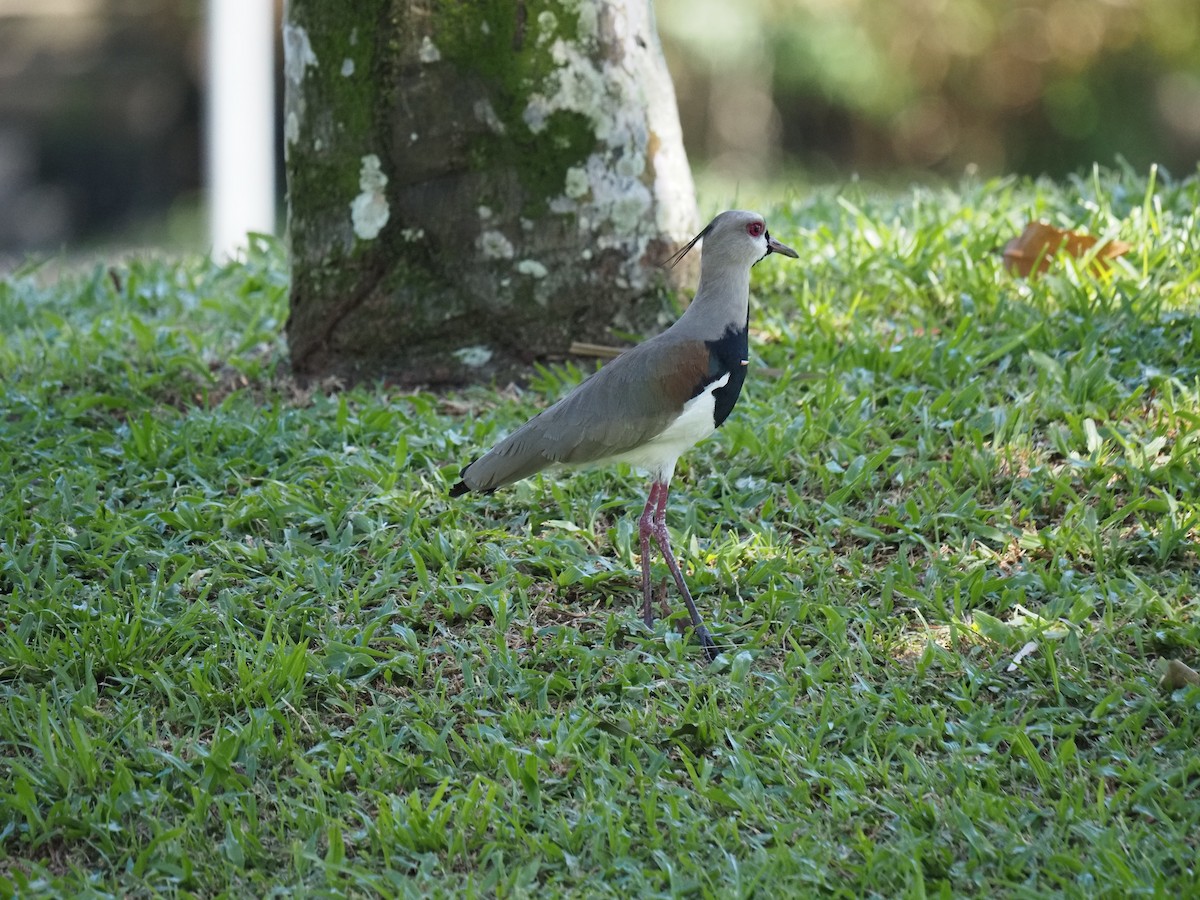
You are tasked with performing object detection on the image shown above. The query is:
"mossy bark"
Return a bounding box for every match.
[284,0,699,384]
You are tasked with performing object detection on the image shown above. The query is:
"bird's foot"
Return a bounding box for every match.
[694,624,719,662]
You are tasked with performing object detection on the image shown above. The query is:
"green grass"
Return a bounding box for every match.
[2,165,1199,897]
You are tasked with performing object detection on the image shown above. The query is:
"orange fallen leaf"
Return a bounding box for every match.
[1002,221,1131,277]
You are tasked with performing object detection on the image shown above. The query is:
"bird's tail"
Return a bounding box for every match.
[448,434,551,496]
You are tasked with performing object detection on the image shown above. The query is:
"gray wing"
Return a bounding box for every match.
[455,336,710,493]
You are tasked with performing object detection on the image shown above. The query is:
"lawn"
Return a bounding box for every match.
[2,166,1199,897]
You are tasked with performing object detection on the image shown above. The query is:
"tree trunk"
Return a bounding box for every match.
[283,0,699,384]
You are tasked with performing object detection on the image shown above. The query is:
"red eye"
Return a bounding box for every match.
[747,222,765,238]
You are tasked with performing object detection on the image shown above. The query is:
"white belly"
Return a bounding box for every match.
[604,372,729,482]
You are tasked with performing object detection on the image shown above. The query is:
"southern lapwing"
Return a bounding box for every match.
[450,210,798,659]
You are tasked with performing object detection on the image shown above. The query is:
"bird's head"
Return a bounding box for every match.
[664,209,798,272]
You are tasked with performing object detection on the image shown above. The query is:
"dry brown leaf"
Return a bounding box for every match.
[1002,220,1131,277]
[438,398,475,416]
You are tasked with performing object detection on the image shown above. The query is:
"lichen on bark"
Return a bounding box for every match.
[286,0,699,384]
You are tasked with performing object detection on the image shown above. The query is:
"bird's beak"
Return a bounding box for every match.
[767,234,799,258]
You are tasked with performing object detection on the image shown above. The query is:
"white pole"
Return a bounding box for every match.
[206,0,276,260]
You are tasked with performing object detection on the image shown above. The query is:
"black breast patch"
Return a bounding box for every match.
[691,317,750,427]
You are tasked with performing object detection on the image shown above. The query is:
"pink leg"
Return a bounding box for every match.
[640,479,718,660]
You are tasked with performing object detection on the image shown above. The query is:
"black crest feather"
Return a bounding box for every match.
[660,222,712,269]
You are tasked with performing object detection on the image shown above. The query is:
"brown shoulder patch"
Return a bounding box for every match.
[656,340,710,406]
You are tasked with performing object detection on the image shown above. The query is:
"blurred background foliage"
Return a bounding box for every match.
[0,0,1196,257]
[658,0,1200,183]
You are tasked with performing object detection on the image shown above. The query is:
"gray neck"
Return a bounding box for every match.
[674,259,751,337]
